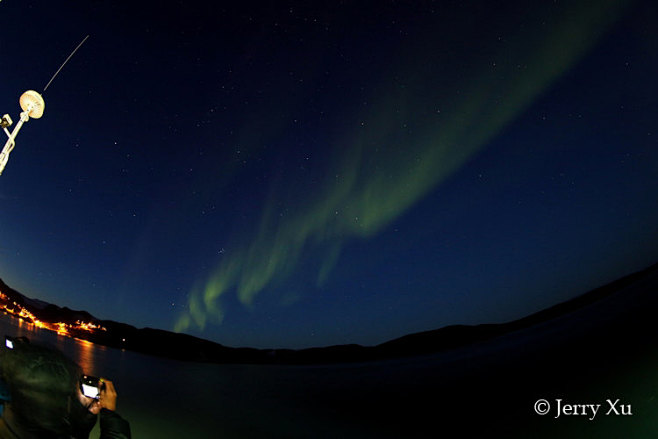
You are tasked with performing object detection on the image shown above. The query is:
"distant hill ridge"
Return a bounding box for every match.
[0,261,656,364]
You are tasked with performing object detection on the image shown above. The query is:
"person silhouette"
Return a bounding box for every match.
[0,338,130,438]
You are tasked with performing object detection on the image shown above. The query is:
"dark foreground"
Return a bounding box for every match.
[1,264,656,438]
[315,266,658,438]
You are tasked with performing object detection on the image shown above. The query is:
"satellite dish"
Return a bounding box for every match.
[1,35,89,176]
[19,90,45,119]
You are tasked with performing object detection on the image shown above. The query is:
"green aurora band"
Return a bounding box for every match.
[175,0,627,334]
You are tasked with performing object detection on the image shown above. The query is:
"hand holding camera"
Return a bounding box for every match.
[97,379,118,412]
[2,334,130,436]
[80,375,118,414]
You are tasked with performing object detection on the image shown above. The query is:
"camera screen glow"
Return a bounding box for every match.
[5,339,13,349]
[82,383,99,398]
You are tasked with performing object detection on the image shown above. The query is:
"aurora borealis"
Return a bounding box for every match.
[174,0,631,333]
[0,0,656,348]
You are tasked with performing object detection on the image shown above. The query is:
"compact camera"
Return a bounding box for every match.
[80,375,104,400]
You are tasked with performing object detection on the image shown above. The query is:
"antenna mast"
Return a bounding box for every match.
[0,35,89,176]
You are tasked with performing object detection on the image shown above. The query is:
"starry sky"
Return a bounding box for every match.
[0,0,656,349]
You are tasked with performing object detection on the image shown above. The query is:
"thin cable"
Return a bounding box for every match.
[42,35,90,93]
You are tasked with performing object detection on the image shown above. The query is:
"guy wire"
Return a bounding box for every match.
[43,35,90,93]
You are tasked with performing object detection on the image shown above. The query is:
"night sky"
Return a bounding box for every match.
[0,0,656,349]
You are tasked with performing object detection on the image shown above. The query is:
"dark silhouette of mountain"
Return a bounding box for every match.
[373,260,658,358]
[1,261,657,364]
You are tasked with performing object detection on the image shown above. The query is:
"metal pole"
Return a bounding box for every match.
[0,106,32,175]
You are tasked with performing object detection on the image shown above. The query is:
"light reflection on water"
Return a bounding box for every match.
[0,314,426,438]
[73,337,100,374]
[0,309,655,438]
[1,315,104,375]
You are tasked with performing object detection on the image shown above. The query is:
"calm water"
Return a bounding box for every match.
[1,284,656,439]
[0,315,453,438]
